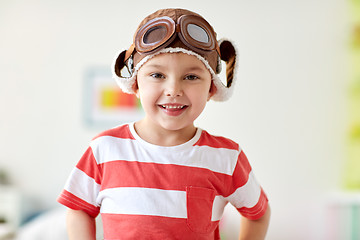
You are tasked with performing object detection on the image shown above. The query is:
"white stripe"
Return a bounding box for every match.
[212,196,228,221]
[225,171,261,209]
[98,188,187,218]
[91,136,238,175]
[64,168,101,207]
[98,187,229,221]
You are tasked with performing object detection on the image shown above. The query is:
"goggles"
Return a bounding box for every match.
[113,8,238,102]
[124,15,221,62]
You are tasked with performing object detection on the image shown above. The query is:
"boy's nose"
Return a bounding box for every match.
[164,79,183,97]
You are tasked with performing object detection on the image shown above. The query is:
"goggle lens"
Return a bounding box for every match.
[143,26,168,44]
[187,23,209,43]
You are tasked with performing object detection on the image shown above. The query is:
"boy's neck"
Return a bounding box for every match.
[134,120,197,147]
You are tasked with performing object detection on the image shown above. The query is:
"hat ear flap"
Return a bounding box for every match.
[112,49,137,94]
[113,50,133,78]
[219,40,237,88]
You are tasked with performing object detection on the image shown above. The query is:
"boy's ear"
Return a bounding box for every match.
[133,79,140,98]
[208,81,217,101]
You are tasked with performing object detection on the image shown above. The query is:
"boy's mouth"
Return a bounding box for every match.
[158,104,188,116]
[159,104,187,109]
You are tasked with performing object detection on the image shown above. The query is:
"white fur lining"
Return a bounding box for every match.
[112,44,237,101]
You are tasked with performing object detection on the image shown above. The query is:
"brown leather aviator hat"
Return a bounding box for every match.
[113,8,237,101]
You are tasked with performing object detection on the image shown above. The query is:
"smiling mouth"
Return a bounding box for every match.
[159,104,187,110]
[158,104,189,116]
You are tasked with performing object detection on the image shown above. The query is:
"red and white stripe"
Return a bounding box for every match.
[58,123,268,239]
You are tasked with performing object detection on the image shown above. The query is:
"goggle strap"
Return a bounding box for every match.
[216,45,221,58]
[124,44,135,62]
[175,24,181,33]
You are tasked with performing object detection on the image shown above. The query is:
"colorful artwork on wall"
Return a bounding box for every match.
[83,67,143,128]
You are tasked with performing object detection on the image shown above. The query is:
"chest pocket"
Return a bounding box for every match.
[186,186,217,234]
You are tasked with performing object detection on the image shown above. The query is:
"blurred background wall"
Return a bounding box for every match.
[0,0,353,239]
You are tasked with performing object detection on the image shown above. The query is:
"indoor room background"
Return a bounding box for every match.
[0,0,358,239]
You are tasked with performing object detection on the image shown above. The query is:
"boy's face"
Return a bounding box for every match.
[135,52,216,133]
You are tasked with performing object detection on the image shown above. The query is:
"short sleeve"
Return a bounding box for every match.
[226,150,268,220]
[57,147,102,218]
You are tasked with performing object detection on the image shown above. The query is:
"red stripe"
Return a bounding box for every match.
[94,151,253,197]
[194,130,239,150]
[76,147,102,185]
[75,147,254,202]
[238,188,269,220]
[99,160,234,195]
[228,151,252,192]
[101,213,220,239]
[57,190,100,218]
[92,124,134,140]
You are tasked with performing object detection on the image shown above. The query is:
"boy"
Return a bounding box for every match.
[58,8,270,240]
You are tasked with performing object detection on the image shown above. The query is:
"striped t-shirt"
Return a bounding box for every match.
[57,123,268,239]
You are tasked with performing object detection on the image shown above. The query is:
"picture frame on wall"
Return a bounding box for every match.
[83,67,143,128]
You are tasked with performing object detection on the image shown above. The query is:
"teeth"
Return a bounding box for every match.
[162,105,185,109]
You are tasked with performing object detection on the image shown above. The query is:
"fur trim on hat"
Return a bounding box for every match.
[112,45,237,101]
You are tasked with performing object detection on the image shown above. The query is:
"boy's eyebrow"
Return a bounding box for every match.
[143,63,207,73]
[186,66,207,72]
[144,63,164,69]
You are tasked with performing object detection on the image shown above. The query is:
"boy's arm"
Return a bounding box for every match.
[66,209,96,240]
[238,206,271,240]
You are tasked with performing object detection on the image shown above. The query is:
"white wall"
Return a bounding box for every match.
[0,0,349,239]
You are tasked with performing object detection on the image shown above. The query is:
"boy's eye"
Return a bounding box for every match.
[185,75,199,80]
[150,73,164,79]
